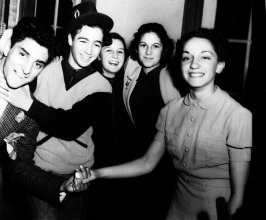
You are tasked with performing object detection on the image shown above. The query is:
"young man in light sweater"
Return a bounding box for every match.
[0,2,114,220]
[0,16,88,219]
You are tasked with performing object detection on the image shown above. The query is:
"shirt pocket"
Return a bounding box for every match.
[195,136,229,168]
[165,130,182,161]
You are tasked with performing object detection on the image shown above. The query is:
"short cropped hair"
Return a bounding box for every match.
[69,24,110,47]
[11,17,56,64]
[129,23,174,67]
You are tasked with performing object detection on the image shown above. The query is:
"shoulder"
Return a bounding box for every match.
[159,67,181,103]
[90,71,112,93]
[124,57,141,79]
[37,56,63,79]
[217,89,252,121]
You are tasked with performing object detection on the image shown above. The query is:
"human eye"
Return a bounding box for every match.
[105,48,112,53]
[79,39,87,44]
[182,55,191,62]
[139,43,146,48]
[201,56,211,60]
[34,62,44,70]
[94,42,102,48]
[153,44,161,49]
[118,50,125,54]
[19,51,26,57]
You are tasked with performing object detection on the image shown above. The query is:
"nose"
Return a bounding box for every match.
[190,57,200,69]
[23,61,33,75]
[85,42,92,55]
[112,51,118,58]
[145,46,152,55]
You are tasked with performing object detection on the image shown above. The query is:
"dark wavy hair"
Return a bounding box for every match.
[69,24,111,45]
[170,28,229,96]
[175,28,228,65]
[11,17,56,64]
[58,24,110,58]
[129,23,174,67]
[93,32,128,73]
[104,32,128,59]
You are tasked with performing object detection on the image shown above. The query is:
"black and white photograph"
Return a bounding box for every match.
[0,0,264,219]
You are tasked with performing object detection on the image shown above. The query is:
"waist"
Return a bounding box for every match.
[34,134,95,174]
[178,173,230,188]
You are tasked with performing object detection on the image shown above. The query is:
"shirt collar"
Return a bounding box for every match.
[183,86,222,110]
[62,59,98,90]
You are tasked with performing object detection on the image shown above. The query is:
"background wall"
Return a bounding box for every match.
[97,0,185,46]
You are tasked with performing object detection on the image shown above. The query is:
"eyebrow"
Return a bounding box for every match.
[182,50,214,55]
[104,46,124,50]
[77,37,102,45]
[201,50,215,55]
[139,41,161,45]
[20,47,47,65]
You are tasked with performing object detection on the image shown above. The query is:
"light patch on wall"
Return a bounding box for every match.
[97,0,185,46]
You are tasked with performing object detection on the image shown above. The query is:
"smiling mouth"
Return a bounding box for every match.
[144,57,153,60]
[81,54,93,60]
[189,72,204,78]
[108,61,119,66]
[14,70,27,79]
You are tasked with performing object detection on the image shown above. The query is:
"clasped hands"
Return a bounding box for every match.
[60,165,96,193]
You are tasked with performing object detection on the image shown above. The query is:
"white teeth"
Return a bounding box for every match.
[109,61,119,65]
[189,72,204,77]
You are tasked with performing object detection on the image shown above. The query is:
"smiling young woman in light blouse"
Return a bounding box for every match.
[87,28,252,220]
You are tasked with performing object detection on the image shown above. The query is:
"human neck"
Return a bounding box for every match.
[189,86,216,102]
[142,64,160,74]
[102,69,115,79]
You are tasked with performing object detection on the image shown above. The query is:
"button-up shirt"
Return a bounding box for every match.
[155,86,252,180]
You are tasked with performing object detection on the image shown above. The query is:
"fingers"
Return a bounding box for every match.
[0,29,12,56]
[72,165,91,192]
[79,165,91,179]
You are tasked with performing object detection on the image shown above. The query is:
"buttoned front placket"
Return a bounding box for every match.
[180,101,198,172]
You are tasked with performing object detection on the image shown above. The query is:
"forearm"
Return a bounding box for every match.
[229,161,250,215]
[27,93,112,140]
[10,159,64,202]
[9,118,65,204]
[94,139,165,179]
[95,157,153,179]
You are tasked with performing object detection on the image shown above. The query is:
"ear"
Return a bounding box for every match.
[216,61,225,74]
[68,34,73,47]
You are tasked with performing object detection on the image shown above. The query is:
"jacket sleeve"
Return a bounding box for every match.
[26,92,113,140]
[8,116,65,205]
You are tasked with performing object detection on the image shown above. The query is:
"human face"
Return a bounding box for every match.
[138,32,163,73]
[3,37,48,88]
[100,39,125,78]
[181,37,225,92]
[68,26,103,69]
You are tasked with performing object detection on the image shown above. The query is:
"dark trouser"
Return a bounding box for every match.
[0,166,32,220]
[90,154,176,220]
[28,186,91,220]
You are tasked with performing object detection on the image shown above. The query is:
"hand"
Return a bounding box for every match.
[81,169,98,184]
[0,77,33,111]
[0,29,12,56]
[60,165,91,193]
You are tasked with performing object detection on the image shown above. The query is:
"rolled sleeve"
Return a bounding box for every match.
[227,107,252,162]
[155,105,170,143]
